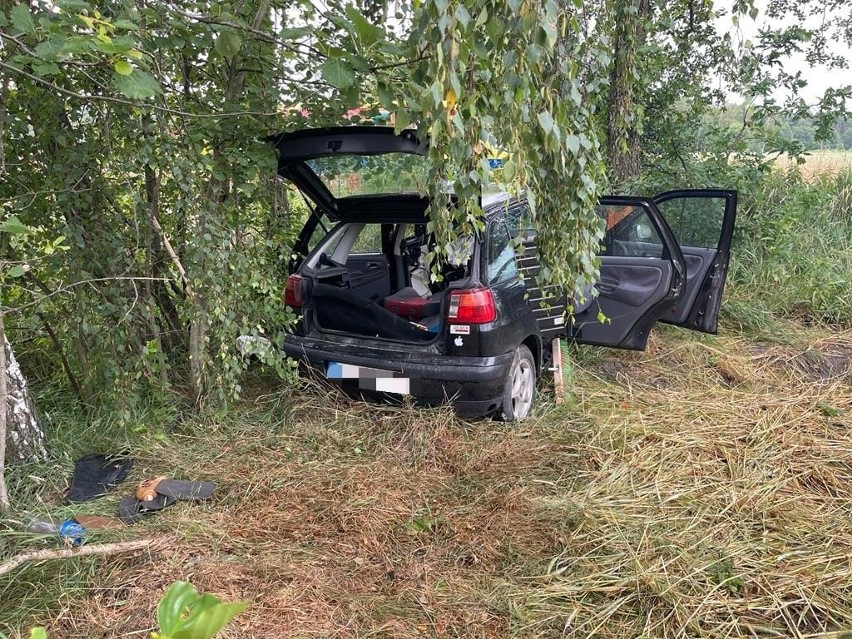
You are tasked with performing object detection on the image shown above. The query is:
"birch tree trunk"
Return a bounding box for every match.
[0,315,47,510]
[3,334,47,464]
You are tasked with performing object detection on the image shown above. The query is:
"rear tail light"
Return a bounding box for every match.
[447,288,496,324]
[284,274,303,308]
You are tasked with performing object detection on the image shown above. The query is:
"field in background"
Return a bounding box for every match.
[773,149,852,179]
[1,321,850,638]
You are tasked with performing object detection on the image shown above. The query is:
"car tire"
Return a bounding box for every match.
[500,345,536,422]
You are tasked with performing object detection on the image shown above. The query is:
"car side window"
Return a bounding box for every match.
[487,219,519,284]
[596,203,664,258]
[304,217,329,254]
[318,223,382,263]
[350,224,383,254]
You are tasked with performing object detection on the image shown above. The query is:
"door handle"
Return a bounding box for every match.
[596,278,619,294]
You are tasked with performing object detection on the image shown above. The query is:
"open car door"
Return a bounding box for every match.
[653,190,737,333]
[568,198,686,350]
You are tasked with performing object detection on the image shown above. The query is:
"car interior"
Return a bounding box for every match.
[303,221,470,341]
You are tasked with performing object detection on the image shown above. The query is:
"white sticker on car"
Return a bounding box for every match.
[450,325,470,334]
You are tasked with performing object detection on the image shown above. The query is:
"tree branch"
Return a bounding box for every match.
[0,60,280,120]
[2,277,172,315]
[150,216,191,294]
[0,538,161,578]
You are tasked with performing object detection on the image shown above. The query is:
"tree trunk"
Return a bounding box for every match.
[3,334,47,464]
[607,0,652,187]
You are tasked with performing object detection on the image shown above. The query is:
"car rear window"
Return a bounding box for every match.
[306,153,428,198]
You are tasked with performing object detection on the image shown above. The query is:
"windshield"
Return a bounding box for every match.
[306,153,429,198]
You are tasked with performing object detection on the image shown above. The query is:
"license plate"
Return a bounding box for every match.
[326,362,410,394]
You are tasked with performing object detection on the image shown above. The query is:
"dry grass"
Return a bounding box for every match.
[773,150,852,180]
[515,328,852,638]
[2,325,851,638]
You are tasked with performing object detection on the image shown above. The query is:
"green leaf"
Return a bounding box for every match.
[454,5,471,28]
[157,582,200,634]
[278,27,311,40]
[565,134,580,154]
[156,581,247,639]
[0,216,29,235]
[114,60,132,75]
[376,82,394,109]
[344,6,384,48]
[35,37,66,59]
[57,0,92,10]
[33,62,61,76]
[113,69,161,99]
[394,109,410,130]
[7,265,26,278]
[29,628,47,639]
[113,19,139,30]
[537,110,554,135]
[173,599,248,639]
[320,58,356,90]
[11,4,36,35]
[214,30,242,58]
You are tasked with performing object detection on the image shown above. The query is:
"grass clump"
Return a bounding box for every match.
[509,329,852,638]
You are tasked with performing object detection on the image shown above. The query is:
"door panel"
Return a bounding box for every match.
[571,260,673,348]
[654,190,737,333]
[568,198,685,350]
[657,247,716,323]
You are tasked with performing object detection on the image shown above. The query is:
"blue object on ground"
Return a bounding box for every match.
[58,519,86,545]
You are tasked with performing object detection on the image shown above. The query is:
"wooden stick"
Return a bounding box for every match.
[0,538,158,578]
[552,337,565,405]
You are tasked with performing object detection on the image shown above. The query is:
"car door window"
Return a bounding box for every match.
[655,196,726,249]
[597,204,665,258]
[505,203,534,238]
[351,224,383,254]
[304,216,329,254]
[652,190,737,333]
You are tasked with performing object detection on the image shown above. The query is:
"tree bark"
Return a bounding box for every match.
[3,333,48,464]
[607,0,652,186]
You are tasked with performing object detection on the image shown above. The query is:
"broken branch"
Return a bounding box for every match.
[0,538,160,578]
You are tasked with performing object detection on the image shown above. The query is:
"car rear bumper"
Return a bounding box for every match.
[283,335,513,416]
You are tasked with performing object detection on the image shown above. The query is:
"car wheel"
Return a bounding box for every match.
[500,345,536,422]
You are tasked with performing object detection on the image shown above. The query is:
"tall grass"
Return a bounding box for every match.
[727,167,852,329]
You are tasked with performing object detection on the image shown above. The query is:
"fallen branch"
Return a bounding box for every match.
[0,538,159,578]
